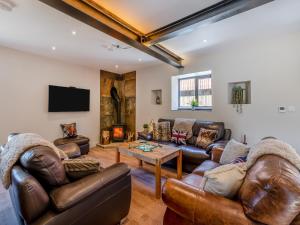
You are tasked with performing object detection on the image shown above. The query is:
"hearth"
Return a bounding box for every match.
[112,124,127,142]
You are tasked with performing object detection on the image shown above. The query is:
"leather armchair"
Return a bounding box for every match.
[8,145,131,225]
[162,154,300,225]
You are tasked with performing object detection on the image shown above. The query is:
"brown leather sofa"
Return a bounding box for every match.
[139,118,231,173]
[8,143,131,225]
[162,149,300,225]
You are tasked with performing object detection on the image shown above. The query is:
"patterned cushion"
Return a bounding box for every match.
[153,122,171,141]
[196,128,218,149]
[63,158,100,180]
[61,123,77,138]
[171,129,188,145]
[153,123,160,140]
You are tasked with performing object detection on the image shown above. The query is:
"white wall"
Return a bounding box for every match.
[0,46,100,146]
[137,32,300,151]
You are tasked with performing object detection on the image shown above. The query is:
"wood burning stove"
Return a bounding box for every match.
[111,86,127,142]
[112,124,127,142]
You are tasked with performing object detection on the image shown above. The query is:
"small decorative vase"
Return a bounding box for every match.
[156,96,161,104]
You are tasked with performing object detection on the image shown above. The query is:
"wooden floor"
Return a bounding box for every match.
[0,147,180,225]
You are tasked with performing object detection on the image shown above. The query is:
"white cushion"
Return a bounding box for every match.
[201,163,246,198]
[220,139,249,165]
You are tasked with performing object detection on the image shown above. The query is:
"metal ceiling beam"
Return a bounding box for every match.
[143,0,274,45]
[38,0,183,68]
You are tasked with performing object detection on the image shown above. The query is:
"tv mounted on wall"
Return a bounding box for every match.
[48,85,90,112]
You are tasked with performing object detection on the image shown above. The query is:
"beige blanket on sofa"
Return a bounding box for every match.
[246,139,300,170]
[0,133,67,189]
[173,118,196,139]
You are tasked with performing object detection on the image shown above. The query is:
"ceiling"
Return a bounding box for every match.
[161,0,300,58]
[96,0,222,33]
[0,0,299,73]
[0,0,157,73]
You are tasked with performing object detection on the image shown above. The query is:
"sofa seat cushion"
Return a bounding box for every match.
[193,160,220,176]
[181,173,203,188]
[179,145,210,165]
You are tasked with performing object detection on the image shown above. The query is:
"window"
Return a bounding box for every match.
[171,71,212,110]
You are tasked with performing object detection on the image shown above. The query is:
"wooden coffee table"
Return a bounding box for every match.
[115,141,182,199]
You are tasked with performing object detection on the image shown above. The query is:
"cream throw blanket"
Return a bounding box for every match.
[0,133,68,189]
[173,118,196,139]
[246,139,300,170]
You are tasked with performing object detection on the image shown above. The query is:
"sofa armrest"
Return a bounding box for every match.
[207,140,228,152]
[57,143,81,158]
[211,147,224,163]
[50,163,130,212]
[162,179,252,225]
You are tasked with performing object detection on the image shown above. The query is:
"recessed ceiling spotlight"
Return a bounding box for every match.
[203,39,208,43]
[138,58,142,62]
[115,65,119,69]
[51,46,56,51]
[72,30,77,36]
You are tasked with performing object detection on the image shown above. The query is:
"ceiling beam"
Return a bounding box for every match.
[38,0,183,68]
[143,0,274,45]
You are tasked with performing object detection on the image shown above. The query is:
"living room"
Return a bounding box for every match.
[0,0,300,225]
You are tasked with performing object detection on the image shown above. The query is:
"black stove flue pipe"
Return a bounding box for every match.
[110,86,121,124]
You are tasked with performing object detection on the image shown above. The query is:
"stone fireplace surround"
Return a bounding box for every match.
[100,70,136,143]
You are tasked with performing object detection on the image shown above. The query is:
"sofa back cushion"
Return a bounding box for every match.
[158,118,175,130]
[20,146,68,188]
[239,155,300,225]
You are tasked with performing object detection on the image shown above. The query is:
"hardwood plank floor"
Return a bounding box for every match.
[0,147,180,225]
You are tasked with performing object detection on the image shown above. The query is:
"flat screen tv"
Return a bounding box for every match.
[48,85,90,112]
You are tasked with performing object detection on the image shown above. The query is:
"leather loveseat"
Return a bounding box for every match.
[7,143,131,225]
[162,149,300,225]
[139,118,231,173]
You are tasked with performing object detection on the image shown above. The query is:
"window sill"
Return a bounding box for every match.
[172,107,212,111]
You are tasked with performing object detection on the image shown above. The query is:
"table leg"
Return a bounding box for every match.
[138,159,143,167]
[116,148,120,163]
[177,150,182,180]
[155,161,162,199]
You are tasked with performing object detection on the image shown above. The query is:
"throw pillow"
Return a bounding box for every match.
[231,156,247,164]
[160,121,171,141]
[61,123,77,138]
[171,129,188,145]
[196,128,218,149]
[63,158,100,180]
[220,139,249,165]
[152,122,160,141]
[153,122,171,141]
[200,163,247,198]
